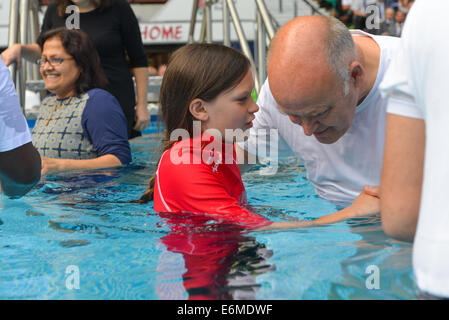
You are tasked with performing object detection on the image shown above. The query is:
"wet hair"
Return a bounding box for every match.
[37,27,108,95]
[54,0,114,17]
[137,43,251,203]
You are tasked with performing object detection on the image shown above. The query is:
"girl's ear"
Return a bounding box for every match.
[189,98,209,121]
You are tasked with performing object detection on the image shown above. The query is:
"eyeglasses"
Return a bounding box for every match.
[36,57,74,67]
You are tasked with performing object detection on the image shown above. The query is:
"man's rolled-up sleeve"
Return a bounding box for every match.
[379,41,424,120]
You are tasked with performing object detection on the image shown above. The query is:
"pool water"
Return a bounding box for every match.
[0,123,418,299]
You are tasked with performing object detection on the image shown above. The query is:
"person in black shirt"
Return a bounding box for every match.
[1,0,150,139]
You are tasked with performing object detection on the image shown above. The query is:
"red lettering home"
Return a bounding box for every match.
[141,25,148,40]
[149,26,161,40]
[162,26,174,39]
[175,25,182,40]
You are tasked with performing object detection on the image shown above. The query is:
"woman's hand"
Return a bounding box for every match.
[41,155,122,175]
[133,103,151,132]
[1,44,22,68]
[132,67,149,132]
[40,156,62,175]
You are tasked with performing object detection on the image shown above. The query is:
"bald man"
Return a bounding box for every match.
[239,16,400,206]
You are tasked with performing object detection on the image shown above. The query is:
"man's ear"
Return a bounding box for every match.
[189,98,209,121]
[349,61,365,88]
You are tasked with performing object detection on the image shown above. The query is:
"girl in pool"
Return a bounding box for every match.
[138,43,379,231]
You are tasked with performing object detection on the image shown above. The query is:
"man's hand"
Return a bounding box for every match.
[363,185,380,198]
[133,103,151,132]
[350,187,381,218]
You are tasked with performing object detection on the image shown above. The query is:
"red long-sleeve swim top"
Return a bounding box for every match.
[153,136,272,230]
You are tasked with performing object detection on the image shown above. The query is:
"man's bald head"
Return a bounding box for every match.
[266,16,364,144]
[267,16,356,106]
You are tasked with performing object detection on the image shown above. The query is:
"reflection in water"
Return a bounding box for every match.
[155,212,275,300]
[329,217,416,299]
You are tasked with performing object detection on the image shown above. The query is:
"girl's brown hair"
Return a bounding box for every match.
[54,0,114,16]
[137,43,251,203]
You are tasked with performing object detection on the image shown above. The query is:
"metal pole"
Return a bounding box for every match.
[256,10,266,87]
[29,0,40,80]
[255,0,275,41]
[199,6,207,43]
[188,0,200,43]
[222,0,230,47]
[225,0,260,93]
[8,0,20,83]
[205,1,212,43]
[18,0,30,111]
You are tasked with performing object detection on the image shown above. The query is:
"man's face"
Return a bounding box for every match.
[395,11,406,23]
[385,8,394,21]
[275,79,359,144]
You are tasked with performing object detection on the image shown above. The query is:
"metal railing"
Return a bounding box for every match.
[188,0,278,94]
[302,0,324,15]
[8,0,41,113]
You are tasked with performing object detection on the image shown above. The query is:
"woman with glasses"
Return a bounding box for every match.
[1,0,149,140]
[31,28,131,174]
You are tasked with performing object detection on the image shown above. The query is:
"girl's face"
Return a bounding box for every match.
[202,69,259,142]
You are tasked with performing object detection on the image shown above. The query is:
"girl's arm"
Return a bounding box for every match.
[256,190,380,231]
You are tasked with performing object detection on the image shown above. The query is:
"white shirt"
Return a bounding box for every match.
[379,0,449,298]
[0,57,32,152]
[242,30,400,206]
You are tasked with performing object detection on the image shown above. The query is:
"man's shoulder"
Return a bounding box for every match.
[257,79,279,111]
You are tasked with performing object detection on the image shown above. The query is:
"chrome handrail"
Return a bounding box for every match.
[187,0,277,94]
[7,0,41,114]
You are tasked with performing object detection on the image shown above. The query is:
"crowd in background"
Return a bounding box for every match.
[317,0,414,37]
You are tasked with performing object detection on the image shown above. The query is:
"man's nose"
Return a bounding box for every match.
[289,115,319,136]
[302,119,320,136]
